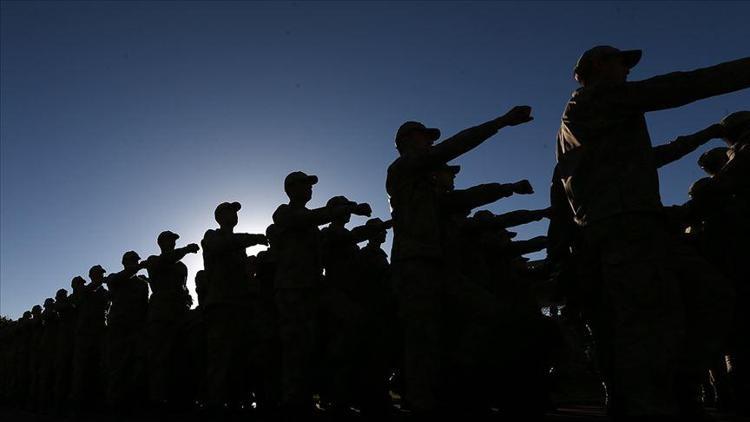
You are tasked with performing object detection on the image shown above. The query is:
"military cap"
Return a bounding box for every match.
[284,171,318,192]
[89,265,106,276]
[395,121,441,148]
[326,195,356,208]
[43,298,55,307]
[71,275,86,288]
[122,250,141,263]
[365,217,394,230]
[720,111,750,134]
[157,230,180,246]
[214,201,242,221]
[574,45,642,81]
[55,289,68,300]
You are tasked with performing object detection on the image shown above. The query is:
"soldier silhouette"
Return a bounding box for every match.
[549,46,748,420]
[386,106,533,416]
[142,231,199,408]
[272,171,370,418]
[200,201,267,412]
[104,251,149,412]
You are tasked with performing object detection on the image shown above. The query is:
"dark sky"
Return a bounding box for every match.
[2,1,748,318]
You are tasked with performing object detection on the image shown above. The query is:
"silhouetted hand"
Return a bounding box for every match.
[354,203,372,217]
[511,179,534,195]
[499,106,533,126]
[186,243,200,254]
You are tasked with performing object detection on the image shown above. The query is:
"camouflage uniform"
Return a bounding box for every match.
[144,240,195,404]
[200,211,266,406]
[70,281,108,406]
[104,265,149,407]
[553,49,748,418]
[386,120,514,412]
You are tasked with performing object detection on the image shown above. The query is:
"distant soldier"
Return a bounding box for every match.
[352,217,397,416]
[550,46,748,419]
[142,231,199,407]
[53,279,82,412]
[70,265,109,410]
[37,297,59,411]
[250,224,282,412]
[200,201,267,410]
[104,251,149,411]
[386,106,533,415]
[27,304,43,410]
[272,171,370,417]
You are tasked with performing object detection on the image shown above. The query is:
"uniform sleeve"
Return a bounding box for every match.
[608,57,750,112]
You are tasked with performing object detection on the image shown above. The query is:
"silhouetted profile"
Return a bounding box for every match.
[272,171,370,418]
[549,46,748,420]
[142,231,199,407]
[385,106,533,416]
[104,251,149,411]
[200,201,267,411]
[70,265,109,411]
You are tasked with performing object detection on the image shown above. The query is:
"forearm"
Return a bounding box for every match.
[654,126,719,168]
[450,183,515,211]
[495,208,549,228]
[432,119,504,163]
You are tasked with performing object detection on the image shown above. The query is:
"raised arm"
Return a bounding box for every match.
[429,106,533,164]
[202,230,267,256]
[653,124,724,168]
[494,207,551,228]
[612,57,750,112]
[274,203,372,230]
[447,180,534,212]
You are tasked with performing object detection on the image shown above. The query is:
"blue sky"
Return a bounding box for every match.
[2,1,748,318]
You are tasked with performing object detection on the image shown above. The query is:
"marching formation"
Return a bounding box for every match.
[0,46,749,422]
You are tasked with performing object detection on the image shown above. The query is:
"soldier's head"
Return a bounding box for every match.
[122,251,141,269]
[698,147,730,176]
[395,121,440,156]
[22,311,32,320]
[71,275,86,291]
[327,196,355,224]
[720,111,750,146]
[43,298,55,309]
[55,289,68,302]
[574,46,641,87]
[432,164,460,192]
[365,218,391,245]
[31,305,42,317]
[157,230,180,252]
[214,201,241,229]
[284,171,317,204]
[88,265,106,283]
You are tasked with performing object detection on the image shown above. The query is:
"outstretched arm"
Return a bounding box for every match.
[611,57,750,112]
[429,106,533,164]
[653,124,724,168]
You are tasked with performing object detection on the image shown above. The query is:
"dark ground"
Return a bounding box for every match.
[1,406,748,422]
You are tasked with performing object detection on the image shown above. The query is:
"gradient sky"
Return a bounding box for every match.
[2,1,748,318]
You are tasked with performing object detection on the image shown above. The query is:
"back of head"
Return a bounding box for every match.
[720,111,750,145]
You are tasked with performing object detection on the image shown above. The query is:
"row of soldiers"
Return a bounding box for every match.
[0,168,555,419]
[1,45,749,422]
